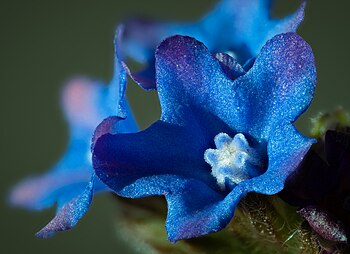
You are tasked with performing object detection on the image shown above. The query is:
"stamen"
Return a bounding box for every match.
[204,133,264,190]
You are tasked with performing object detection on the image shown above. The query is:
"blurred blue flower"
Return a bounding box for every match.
[9,29,137,238]
[93,33,316,242]
[121,0,306,89]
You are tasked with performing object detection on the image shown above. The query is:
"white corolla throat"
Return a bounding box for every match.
[204,133,263,190]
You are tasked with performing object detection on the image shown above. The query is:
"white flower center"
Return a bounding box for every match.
[204,133,263,190]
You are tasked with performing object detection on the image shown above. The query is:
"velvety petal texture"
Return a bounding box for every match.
[35,176,95,238]
[10,74,137,235]
[299,206,348,243]
[122,0,306,88]
[93,33,316,242]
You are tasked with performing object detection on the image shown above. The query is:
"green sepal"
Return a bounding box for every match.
[310,107,350,139]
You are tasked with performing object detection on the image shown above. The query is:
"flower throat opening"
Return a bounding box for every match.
[204,133,266,190]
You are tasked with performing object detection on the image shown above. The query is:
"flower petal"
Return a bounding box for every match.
[94,134,246,242]
[122,0,306,88]
[62,76,137,135]
[325,130,350,169]
[164,177,242,242]
[155,35,231,126]
[123,0,306,61]
[9,137,94,211]
[9,170,90,211]
[155,33,316,141]
[279,150,331,207]
[10,71,136,234]
[93,116,256,242]
[299,206,348,243]
[61,77,107,134]
[35,176,95,238]
[93,120,221,194]
[94,32,315,242]
[241,32,316,139]
[93,117,312,242]
[236,123,314,196]
[122,59,157,90]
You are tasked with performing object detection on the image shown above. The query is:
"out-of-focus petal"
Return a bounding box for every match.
[10,54,137,235]
[35,176,95,238]
[122,0,306,88]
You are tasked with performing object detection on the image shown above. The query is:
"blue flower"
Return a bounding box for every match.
[93,33,316,242]
[121,0,306,89]
[9,29,137,238]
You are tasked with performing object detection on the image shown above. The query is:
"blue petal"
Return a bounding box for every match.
[93,120,221,194]
[94,132,246,243]
[122,0,305,88]
[165,179,249,242]
[61,77,108,135]
[155,33,316,141]
[9,158,92,211]
[94,126,312,242]
[165,122,308,243]
[10,75,137,236]
[92,118,235,242]
[9,135,106,211]
[10,79,103,212]
[237,32,316,140]
[94,124,248,242]
[202,0,306,58]
[236,124,314,195]
[35,176,95,238]
[113,25,134,118]
[164,177,232,243]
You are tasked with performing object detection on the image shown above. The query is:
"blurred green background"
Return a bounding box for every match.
[1,0,349,253]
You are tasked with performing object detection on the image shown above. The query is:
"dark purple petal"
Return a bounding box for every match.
[324,130,350,225]
[92,116,124,148]
[299,206,348,243]
[325,130,350,169]
[280,150,332,207]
